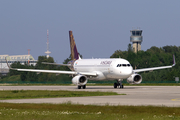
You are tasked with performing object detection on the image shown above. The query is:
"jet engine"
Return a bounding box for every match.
[72,75,88,85]
[127,74,142,84]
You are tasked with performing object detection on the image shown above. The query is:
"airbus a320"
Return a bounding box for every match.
[7,31,176,89]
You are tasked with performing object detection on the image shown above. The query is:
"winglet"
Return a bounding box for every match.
[5,57,17,70]
[172,55,176,66]
[5,57,12,69]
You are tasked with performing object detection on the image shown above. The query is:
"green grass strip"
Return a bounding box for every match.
[0,103,179,120]
[0,90,122,100]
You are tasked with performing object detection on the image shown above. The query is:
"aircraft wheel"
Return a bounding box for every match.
[120,85,124,89]
[78,86,81,89]
[114,83,117,88]
[82,85,86,89]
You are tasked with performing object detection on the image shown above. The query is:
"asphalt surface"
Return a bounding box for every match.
[0,85,180,107]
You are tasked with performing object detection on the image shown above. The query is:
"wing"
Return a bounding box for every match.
[133,65,173,73]
[5,57,97,76]
[133,55,176,73]
[15,68,97,76]
[42,62,71,66]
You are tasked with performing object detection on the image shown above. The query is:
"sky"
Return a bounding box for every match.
[0,0,180,63]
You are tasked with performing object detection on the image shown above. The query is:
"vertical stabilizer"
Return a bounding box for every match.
[69,31,79,60]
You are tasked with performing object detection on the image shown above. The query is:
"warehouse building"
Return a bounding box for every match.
[0,55,37,75]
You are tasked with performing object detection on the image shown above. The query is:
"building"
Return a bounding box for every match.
[130,29,143,53]
[0,55,37,75]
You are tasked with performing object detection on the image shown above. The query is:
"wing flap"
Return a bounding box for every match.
[16,69,77,74]
[15,69,97,76]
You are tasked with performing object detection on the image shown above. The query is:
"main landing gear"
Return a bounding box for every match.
[114,79,124,89]
[78,85,86,89]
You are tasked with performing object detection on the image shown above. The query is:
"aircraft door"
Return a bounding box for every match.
[109,62,114,73]
[106,61,114,78]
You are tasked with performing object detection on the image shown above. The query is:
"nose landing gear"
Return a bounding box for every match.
[114,79,124,89]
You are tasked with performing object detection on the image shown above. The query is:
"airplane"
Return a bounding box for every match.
[7,31,176,89]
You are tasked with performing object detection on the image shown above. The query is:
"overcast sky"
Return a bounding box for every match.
[0,0,180,63]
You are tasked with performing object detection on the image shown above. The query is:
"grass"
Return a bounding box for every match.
[0,75,21,82]
[0,90,121,100]
[1,75,180,86]
[0,103,180,120]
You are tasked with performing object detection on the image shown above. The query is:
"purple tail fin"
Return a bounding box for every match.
[69,31,79,60]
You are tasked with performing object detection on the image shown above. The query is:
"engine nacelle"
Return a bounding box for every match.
[127,74,142,84]
[72,75,88,85]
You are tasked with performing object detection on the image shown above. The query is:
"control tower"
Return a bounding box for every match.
[130,29,143,53]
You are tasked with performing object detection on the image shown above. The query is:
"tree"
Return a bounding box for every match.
[110,45,179,82]
[127,43,133,53]
[36,56,55,69]
[163,45,179,53]
[8,62,23,76]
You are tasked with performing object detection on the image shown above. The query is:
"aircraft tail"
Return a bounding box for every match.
[69,31,79,60]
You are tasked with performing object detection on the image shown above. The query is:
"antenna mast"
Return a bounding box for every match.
[45,29,51,58]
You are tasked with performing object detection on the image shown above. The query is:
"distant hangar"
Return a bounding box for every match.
[0,54,37,75]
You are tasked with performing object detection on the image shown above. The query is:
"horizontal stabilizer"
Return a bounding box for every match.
[42,62,71,66]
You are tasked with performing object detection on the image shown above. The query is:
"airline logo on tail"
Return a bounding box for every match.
[69,31,79,60]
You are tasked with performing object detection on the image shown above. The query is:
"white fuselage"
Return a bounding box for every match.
[73,58,133,80]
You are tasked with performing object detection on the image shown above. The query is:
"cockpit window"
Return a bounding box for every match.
[122,64,126,66]
[117,64,121,67]
[117,64,131,67]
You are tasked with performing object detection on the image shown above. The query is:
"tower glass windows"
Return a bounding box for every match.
[131,30,142,36]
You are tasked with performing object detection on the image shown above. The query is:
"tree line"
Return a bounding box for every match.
[111,45,180,82]
[4,56,71,83]
[2,45,180,83]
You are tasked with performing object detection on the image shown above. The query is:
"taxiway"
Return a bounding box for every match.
[0,86,180,107]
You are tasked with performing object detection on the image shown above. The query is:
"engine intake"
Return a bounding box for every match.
[72,75,88,85]
[127,74,142,84]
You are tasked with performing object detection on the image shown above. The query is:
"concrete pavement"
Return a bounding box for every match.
[0,86,180,107]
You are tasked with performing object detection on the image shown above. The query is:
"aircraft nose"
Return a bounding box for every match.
[123,67,133,76]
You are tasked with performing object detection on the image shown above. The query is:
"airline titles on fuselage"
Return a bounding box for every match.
[100,61,112,65]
